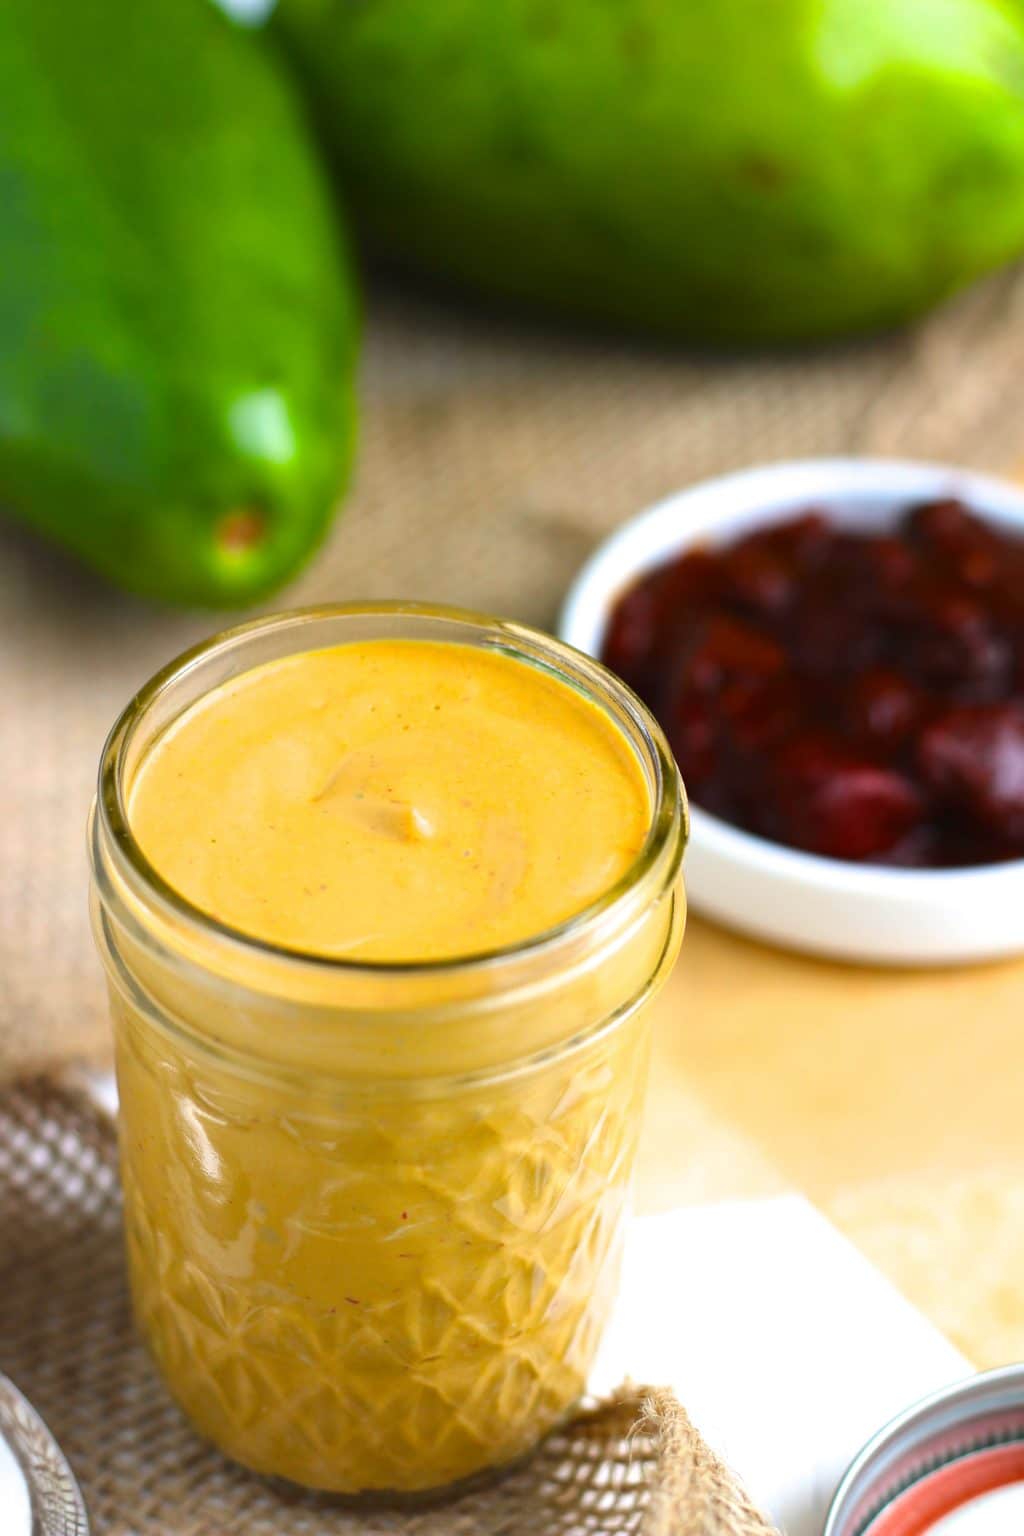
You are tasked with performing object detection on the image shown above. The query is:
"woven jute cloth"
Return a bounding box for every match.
[0,1077,777,1535]
[4,266,1024,1079]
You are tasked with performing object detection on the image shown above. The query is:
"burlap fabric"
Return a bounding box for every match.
[0,1076,778,1535]
[4,267,1024,1080]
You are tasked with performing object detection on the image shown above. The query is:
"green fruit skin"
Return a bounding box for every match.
[0,0,358,608]
[273,0,1024,344]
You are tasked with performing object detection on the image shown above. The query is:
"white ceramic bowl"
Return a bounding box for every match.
[560,458,1024,967]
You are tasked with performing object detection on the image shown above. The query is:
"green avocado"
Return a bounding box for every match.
[0,0,358,607]
[273,0,1024,344]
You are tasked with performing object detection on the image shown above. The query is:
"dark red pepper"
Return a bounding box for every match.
[602,500,1024,867]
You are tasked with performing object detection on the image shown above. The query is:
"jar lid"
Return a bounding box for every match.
[825,1366,1024,1536]
[0,1373,90,1535]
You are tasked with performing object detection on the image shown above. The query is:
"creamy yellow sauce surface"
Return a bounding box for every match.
[129,639,650,960]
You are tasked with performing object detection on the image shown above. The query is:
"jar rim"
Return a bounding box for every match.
[93,601,687,984]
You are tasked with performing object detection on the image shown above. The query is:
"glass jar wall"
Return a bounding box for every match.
[89,605,687,1495]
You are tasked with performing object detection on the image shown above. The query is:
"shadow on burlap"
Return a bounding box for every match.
[3,266,1024,1077]
[0,1078,778,1536]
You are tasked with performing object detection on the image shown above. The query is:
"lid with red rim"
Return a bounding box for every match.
[825,1366,1024,1536]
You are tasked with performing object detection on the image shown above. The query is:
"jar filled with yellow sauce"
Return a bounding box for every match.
[88,605,687,1496]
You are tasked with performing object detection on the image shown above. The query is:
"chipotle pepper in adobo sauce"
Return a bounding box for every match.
[602,500,1024,866]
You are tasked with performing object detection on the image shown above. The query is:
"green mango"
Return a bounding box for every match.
[0,0,358,607]
[273,0,1024,344]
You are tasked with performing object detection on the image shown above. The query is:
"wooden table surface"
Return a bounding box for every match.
[634,913,1024,1369]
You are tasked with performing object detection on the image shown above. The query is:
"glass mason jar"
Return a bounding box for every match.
[88,605,687,1497]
